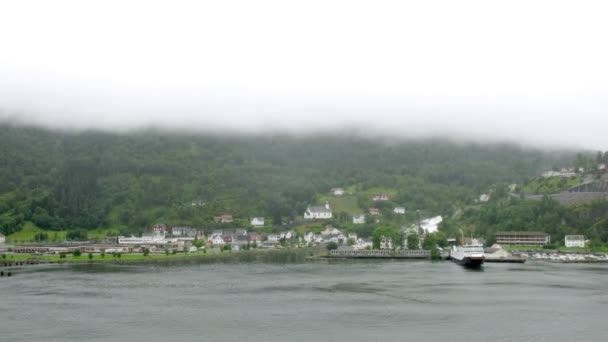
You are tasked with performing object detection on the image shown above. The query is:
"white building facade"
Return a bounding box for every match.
[251,217,265,226]
[304,202,332,219]
[565,235,586,248]
[353,214,365,224]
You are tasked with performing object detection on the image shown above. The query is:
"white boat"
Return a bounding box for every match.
[451,243,484,268]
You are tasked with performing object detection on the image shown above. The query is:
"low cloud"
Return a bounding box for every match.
[1,1,607,150]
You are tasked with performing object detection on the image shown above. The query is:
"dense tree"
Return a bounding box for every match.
[407,234,420,250]
[0,124,579,237]
[326,241,338,251]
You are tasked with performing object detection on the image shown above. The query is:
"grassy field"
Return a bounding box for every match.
[5,223,122,243]
[6,222,67,243]
[318,195,362,215]
[522,176,583,193]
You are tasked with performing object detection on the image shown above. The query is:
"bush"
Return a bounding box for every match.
[326,241,338,251]
[59,253,66,259]
[143,248,150,256]
[100,252,105,258]
[67,230,88,241]
[88,253,93,260]
[1,254,6,260]
[72,250,82,257]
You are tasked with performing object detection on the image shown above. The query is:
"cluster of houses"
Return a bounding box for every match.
[541,164,607,178]
[303,200,406,225]
[117,224,373,252]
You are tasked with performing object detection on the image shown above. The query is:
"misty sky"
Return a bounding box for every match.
[1,1,607,149]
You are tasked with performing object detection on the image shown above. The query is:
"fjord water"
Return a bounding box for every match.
[1,261,607,342]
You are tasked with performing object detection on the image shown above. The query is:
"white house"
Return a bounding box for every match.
[279,231,294,239]
[393,207,406,214]
[208,234,225,245]
[251,217,265,227]
[191,199,205,207]
[479,194,490,202]
[118,231,167,244]
[267,234,280,243]
[373,193,389,201]
[327,233,347,244]
[330,188,345,196]
[353,214,365,224]
[348,233,358,241]
[303,231,315,243]
[321,226,342,236]
[565,235,586,248]
[353,238,372,250]
[0,233,5,244]
[304,202,332,219]
[214,214,233,223]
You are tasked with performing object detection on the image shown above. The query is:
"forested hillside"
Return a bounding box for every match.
[0,124,574,236]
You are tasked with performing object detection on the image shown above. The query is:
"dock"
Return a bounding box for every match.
[328,249,432,259]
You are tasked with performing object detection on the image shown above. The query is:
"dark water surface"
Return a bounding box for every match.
[1,260,607,342]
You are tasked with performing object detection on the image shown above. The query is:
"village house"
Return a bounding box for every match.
[495,231,550,246]
[0,233,5,244]
[152,223,167,234]
[353,238,372,250]
[348,233,358,241]
[369,208,381,216]
[479,194,490,202]
[171,226,197,237]
[279,231,294,240]
[118,230,167,245]
[251,217,265,227]
[248,232,262,243]
[326,232,347,244]
[208,234,225,245]
[542,168,576,178]
[565,235,586,248]
[191,199,205,207]
[267,234,280,243]
[214,214,233,223]
[330,188,345,196]
[321,226,341,236]
[233,234,251,247]
[372,193,389,201]
[380,236,393,249]
[303,231,315,243]
[222,233,234,244]
[304,202,332,219]
[393,207,406,214]
[352,214,365,224]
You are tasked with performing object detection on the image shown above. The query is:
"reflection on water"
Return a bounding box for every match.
[1,260,607,342]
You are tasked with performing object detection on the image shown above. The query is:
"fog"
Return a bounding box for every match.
[1,1,607,149]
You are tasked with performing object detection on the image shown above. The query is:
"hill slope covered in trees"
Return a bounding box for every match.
[0,124,574,236]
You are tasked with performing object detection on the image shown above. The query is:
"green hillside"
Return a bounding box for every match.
[0,124,576,237]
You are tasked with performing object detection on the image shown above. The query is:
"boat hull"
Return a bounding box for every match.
[452,256,484,268]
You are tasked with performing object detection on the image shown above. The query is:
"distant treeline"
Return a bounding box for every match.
[0,124,575,235]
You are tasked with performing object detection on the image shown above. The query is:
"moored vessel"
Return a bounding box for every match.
[451,242,484,268]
